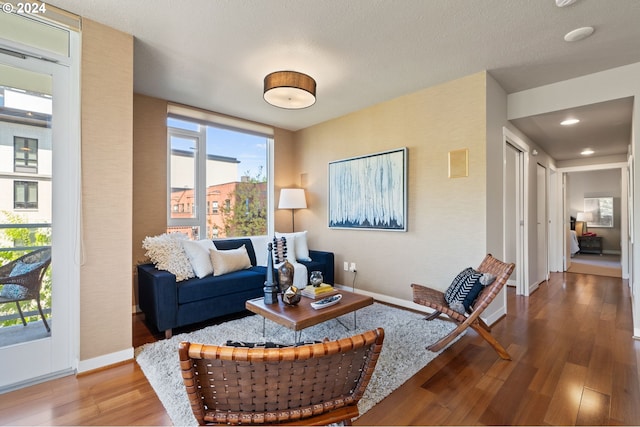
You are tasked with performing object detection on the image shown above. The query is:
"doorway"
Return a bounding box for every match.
[561,166,628,279]
[504,128,530,296]
[0,18,80,392]
[536,163,548,285]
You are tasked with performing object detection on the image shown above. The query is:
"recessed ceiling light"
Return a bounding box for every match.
[564,27,595,42]
[556,0,578,7]
[561,118,580,126]
[581,149,594,156]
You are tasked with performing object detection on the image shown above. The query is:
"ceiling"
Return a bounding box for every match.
[49,0,640,160]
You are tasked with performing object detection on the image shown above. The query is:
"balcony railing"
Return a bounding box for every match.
[0,223,51,252]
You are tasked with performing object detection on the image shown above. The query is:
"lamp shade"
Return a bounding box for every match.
[278,188,307,210]
[576,212,593,222]
[264,71,316,109]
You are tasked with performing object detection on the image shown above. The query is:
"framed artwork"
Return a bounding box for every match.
[584,197,614,228]
[328,147,407,231]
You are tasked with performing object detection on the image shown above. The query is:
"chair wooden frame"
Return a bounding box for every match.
[0,247,52,332]
[411,254,514,360]
[179,328,384,426]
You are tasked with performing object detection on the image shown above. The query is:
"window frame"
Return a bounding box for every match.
[166,107,274,240]
[14,136,39,173]
[14,180,38,209]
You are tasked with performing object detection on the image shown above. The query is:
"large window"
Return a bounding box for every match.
[14,136,38,173]
[167,107,273,240]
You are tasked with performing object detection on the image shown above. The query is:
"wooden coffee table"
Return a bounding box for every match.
[246,289,373,341]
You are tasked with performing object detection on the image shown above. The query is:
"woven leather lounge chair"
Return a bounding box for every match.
[179,328,384,425]
[0,247,52,332]
[411,254,514,360]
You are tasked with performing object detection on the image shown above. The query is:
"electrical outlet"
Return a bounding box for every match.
[349,262,357,272]
[343,261,349,271]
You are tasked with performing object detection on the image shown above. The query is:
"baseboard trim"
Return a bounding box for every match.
[77,347,134,374]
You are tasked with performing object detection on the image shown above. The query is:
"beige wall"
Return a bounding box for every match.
[132,94,168,307]
[292,72,489,300]
[273,128,297,233]
[80,19,133,360]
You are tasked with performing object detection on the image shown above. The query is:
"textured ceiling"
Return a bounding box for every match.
[49,0,640,159]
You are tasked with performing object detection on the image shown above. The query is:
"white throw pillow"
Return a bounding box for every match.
[142,233,194,282]
[275,231,311,262]
[249,236,270,267]
[182,239,215,278]
[209,245,252,276]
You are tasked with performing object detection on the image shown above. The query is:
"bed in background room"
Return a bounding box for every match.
[570,230,580,256]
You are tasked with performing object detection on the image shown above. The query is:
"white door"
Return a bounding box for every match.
[0,50,78,391]
[536,163,548,287]
[505,143,525,293]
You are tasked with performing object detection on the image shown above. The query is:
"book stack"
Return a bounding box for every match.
[301,283,337,299]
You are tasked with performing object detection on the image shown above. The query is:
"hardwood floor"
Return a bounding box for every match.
[1,272,639,425]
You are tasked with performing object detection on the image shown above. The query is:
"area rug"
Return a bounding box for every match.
[135,303,458,426]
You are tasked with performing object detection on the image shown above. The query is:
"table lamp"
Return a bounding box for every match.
[576,212,593,235]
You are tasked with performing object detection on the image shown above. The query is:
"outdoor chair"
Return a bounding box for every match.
[411,254,514,360]
[0,247,52,332]
[179,327,385,425]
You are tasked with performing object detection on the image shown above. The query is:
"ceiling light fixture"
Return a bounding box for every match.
[263,71,316,109]
[561,118,580,126]
[581,149,594,156]
[564,26,594,42]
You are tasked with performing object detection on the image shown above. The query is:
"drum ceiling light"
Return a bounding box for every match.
[263,71,316,109]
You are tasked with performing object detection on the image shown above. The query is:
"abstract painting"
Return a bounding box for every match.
[328,148,407,231]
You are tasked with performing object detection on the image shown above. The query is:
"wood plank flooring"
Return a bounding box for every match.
[357,273,640,426]
[0,272,639,425]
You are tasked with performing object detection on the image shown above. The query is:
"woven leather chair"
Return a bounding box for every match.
[411,254,514,360]
[0,247,52,332]
[179,328,385,425]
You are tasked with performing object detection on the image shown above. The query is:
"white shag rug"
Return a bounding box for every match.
[135,303,458,426]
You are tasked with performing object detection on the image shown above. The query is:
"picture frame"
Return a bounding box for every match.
[584,196,614,228]
[328,147,407,231]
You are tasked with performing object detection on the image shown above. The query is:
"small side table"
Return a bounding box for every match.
[578,235,603,255]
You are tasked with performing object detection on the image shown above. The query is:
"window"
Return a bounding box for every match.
[14,181,38,209]
[167,106,273,239]
[14,136,38,173]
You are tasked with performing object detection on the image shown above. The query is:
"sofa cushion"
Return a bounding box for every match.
[182,239,215,278]
[210,245,252,276]
[142,233,194,281]
[213,238,257,266]
[177,266,266,304]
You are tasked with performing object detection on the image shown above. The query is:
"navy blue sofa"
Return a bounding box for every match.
[137,237,334,338]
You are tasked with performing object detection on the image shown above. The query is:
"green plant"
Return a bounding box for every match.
[220,169,267,237]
